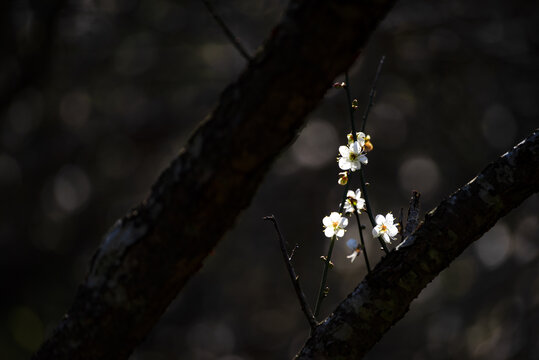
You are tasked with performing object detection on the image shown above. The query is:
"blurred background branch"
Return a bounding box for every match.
[201,0,252,61]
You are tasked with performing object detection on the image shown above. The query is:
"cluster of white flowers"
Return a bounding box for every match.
[323,130,400,263]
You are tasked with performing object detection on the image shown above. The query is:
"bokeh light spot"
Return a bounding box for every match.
[0,153,22,186]
[186,321,235,356]
[53,165,92,212]
[428,28,460,52]
[9,306,43,352]
[115,32,156,76]
[372,103,407,148]
[59,90,92,128]
[398,156,440,197]
[291,119,338,169]
[473,223,511,269]
[513,215,538,263]
[482,104,517,150]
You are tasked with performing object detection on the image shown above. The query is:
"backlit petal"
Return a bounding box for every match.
[329,212,341,222]
[359,154,368,164]
[339,146,349,157]
[338,158,351,170]
[324,227,334,237]
[322,216,332,227]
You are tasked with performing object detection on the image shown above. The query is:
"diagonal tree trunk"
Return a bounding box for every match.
[33,0,397,359]
[296,130,539,359]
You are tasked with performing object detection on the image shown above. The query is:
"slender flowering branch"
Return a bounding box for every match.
[201,0,252,61]
[347,70,389,253]
[314,181,350,320]
[360,169,390,253]
[344,68,389,254]
[263,215,317,330]
[315,60,387,324]
[352,204,371,273]
[344,72,357,140]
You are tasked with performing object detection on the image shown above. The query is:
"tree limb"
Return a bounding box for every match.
[295,129,539,359]
[33,0,397,359]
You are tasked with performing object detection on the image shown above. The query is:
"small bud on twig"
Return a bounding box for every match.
[338,171,349,185]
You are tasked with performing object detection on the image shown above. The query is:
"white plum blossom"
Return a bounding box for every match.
[322,212,348,238]
[346,238,361,263]
[347,132,366,147]
[343,188,366,214]
[338,141,368,171]
[372,213,399,243]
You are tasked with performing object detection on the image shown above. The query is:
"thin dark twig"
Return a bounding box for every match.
[352,205,371,273]
[314,236,335,319]
[289,244,299,260]
[359,170,390,253]
[201,0,252,61]
[360,55,385,132]
[263,215,317,330]
[344,72,357,139]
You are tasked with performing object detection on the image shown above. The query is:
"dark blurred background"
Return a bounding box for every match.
[1,0,538,359]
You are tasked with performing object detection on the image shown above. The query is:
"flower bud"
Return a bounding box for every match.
[338,171,348,185]
[364,135,373,152]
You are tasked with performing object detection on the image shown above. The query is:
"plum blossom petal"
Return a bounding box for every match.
[346,249,360,262]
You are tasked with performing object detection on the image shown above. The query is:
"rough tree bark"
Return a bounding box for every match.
[296,130,539,359]
[33,0,397,359]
